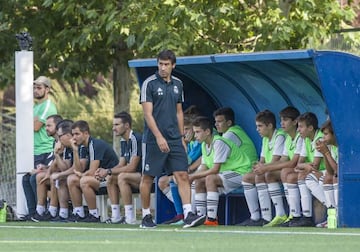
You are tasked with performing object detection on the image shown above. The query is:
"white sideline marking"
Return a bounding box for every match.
[1,225,360,237]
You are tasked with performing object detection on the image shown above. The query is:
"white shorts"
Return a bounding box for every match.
[218,171,243,194]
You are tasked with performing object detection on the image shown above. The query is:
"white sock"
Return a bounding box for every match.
[142,208,151,218]
[111,204,121,221]
[305,173,326,205]
[298,180,312,217]
[89,209,99,218]
[334,183,338,208]
[59,208,68,219]
[162,186,174,203]
[191,182,196,213]
[287,183,301,217]
[323,184,336,208]
[268,182,286,217]
[48,205,58,217]
[36,205,45,215]
[183,204,192,219]
[194,193,207,216]
[242,182,260,221]
[74,207,85,218]
[256,183,272,221]
[124,205,135,223]
[283,183,289,205]
[206,191,219,220]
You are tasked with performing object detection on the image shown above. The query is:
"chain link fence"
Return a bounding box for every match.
[0,113,16,207]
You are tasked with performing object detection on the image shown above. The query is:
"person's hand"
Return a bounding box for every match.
[70,138,78,152]
[315,139,329,155]
[156,135,170,153]
[184,132,194,144]
[54,141,64,155]
[50,172,61,181]
[188,174,195,184]
[39,173,50,184]
[253,162,266,175]
[295,163,313,173]
[95,168,107,181]
[74,170,83,177]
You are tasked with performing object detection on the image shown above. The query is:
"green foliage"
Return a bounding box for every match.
[51,80,114,143]
[0,0,358,89]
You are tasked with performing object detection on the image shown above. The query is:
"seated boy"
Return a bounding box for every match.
[190,116,252,226]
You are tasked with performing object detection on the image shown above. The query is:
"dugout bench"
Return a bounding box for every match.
[129,50,360,227]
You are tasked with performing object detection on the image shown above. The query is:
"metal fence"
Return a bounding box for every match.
[0,113,16,207]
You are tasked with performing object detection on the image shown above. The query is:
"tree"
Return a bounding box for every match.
[0,0,357,112]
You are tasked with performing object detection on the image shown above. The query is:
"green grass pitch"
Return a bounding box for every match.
[1,222,360,252]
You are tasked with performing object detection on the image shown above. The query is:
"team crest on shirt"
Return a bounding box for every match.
[157,87,163,96]
[173,85,179,94]
[144,164,150,171]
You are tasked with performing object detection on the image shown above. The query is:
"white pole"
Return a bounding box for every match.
[15,51,34,217]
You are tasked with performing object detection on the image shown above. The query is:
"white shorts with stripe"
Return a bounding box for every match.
[218,171,243,194]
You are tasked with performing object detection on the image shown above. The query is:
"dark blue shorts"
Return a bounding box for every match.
[34,152,54,169]
[142,140,188,177]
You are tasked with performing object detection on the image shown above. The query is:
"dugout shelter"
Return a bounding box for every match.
[129,49,360,227]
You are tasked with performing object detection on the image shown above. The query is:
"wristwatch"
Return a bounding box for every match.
[107,169,112,176]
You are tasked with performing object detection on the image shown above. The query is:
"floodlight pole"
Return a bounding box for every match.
[15,45,34,217]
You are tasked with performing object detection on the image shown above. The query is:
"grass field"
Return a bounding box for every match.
[1,222,360,252]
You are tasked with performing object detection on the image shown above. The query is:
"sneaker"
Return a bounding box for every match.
[170,219,184,225]
[263,215,288,227]
[140,214,157,229]
[278,215,294,227]
[104,216,126,224]
[50,215,68,223]
[316,220,328,228]
[18,214,32,221]
[183,212,206,228]
[289,216,314,227]
[82,214,100,223]
[31,212,53,222]
[204,218,218,226]
[162,214,184,224]
[236,218,269,227]
[68,213,85,222]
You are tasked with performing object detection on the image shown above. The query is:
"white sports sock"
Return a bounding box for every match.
[74,206,85,218]
[305,173,326,205]
[268,182,286,217]
[48,205,58,217]
[183,204,192,218]
[334,183,339,208]
[206,191,219,220]
[111,204,121,221]
[287,183,301,217]
[242,182,260,221]
[89,209,99,218]
[323,184,336,208]
[36,205,45,215]
[59,208,68,219]
[194,193,207,216]
[283,183,289,205]
[142,208,151,218]
[191,182,196,213]
[298,180,312,217]
[162,186,174,203]
[124,205,135,223]
[256,183,272,221]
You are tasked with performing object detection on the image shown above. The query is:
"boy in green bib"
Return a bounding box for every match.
[314,120,338,228]
[190,116,252,226]
[239,110,286,226]
[248,106,302,227]
[290,112,325,227]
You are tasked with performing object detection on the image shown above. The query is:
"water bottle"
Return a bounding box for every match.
[327,207,337,229]
[0,200,7,223]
